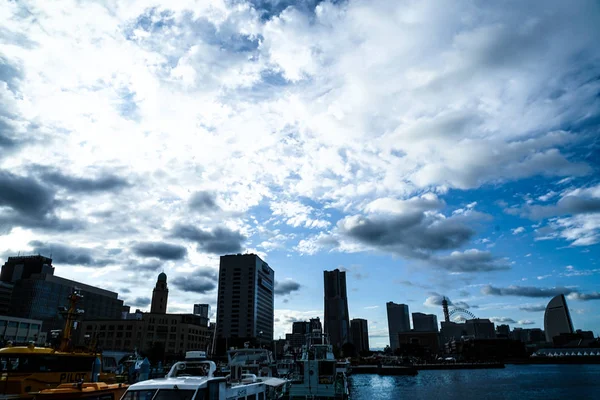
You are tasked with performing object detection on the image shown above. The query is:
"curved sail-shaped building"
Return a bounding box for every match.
[544,294,574,342]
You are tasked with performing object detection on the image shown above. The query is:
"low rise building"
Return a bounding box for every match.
[0,315,47,345]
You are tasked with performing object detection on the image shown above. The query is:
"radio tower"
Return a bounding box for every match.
[442,297,450,323]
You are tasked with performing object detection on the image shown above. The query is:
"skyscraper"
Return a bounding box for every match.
[150,272,168,314]
[544,294,574,342]
[193,304,210,319]
[324,269,350,349]
[412,312,439,332]
[387,302,410,350]
[216,254,274,352]
[350,318,370,354]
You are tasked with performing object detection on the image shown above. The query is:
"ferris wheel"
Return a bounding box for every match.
[448,308,476,321]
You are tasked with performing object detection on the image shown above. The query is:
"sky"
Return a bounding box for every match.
[0,0,599,349]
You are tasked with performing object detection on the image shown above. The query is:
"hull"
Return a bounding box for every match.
[34,383,128,399]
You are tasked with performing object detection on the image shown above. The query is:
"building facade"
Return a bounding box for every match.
[0,255,55,314]
[544,294,574,342]
[150,273,169,314]
[387,302,410,350]
[350,318,369,354]
[216,254,274,352]
[0,316,46,345]
[193,304,210,319]
[412,312,439,332]
[1,255,54,282]
[324,269,350,349]
[8,273,124,334]
[80,313,210,356]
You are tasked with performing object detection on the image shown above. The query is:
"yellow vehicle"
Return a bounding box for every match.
[0,290,117,399]
[34,382,128,400]
[0,343,100,399]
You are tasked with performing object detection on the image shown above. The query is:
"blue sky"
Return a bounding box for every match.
[0,0,599,348]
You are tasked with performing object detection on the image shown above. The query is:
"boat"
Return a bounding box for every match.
[227,344,290,398]
[0,289,125,399]
[288,330,350,399]
[276,353,295,377]
[121,359,289,400]
[33,382,127,399]
[226,345,278,379]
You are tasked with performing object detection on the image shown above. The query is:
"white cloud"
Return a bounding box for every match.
[0,0,598,326]
[512,227,525,235]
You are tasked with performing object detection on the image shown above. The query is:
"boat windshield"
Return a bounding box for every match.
[172,362,210,378]
[0,354,96,373]
[122,389,199,400]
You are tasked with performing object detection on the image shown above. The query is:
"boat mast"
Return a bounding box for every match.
[58,289,84,352]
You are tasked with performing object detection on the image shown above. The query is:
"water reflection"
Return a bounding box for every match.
[348,364,600,400]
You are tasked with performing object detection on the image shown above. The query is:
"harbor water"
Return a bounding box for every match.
[348,364,600,400]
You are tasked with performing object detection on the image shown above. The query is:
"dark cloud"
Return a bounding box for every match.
[125,260,164,273]
[341,212,475,253]
[0,170,85,234]
[337,209,499,272]
[132,241,187,260]
[394,280,431,290]
[0,170,55,216]
[283,316,304,324]
[171,224,246,254]
[40,169,130,193]
[129,297,151,307]
[519,305,546,312]
[506,191,600,220]
[458,290,470,297]
[274,279,301,295]
[171,272,217,294]
[188,191,219,212]
[490,317,516,324]
[0,120,20,152]
[483,285,600,301]
[0,56,23,93]
[120,288,131,294]
[29,240,110,267]
[433,250,510,272]
[482,285,574,298]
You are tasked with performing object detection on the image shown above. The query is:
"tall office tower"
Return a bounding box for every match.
[1,255,55,314]
[324,269,350,349]
[150,272,169,314]
[1,255,54,282]
[350,318,370,354]
[544,294,574,342]
[412,312,439,332]
[216,254,274,352]
[387,302,410,351]
[193,304,210,319]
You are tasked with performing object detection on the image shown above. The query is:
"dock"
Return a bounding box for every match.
[351,362,505,375]
[351,365,418,375]
[414,362,505,370]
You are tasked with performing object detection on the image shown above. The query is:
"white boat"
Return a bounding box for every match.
[120,359,288,400]
[288,331,350,399]
[276,353,296,377]
[227,346,278,379]
[226,346,291,398]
